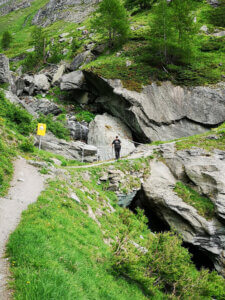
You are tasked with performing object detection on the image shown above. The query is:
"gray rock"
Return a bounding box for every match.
[35,132,97,162]
[60,70,85,90]
[32,0,97,27]
[66,115,89,141]
[69,51,95,71]
[20,96,62,116]
[141,160,225,275]
[85,72,225,142]
[52,64,66,85]
[0,54,11,84]
[88,113,135,160]
[213,31,225,37]
[200,25,208,33]
[0,0,33,16]
[92,43,107,56]
[16,74,50,96]
[33,74,50,92]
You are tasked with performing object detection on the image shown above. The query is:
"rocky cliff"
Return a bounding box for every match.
[32,0,97,27]
[0,0,34,16]
[83,72,225,143]
[128,141,225,276]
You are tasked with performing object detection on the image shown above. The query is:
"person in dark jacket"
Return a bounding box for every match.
[112,136,121,160]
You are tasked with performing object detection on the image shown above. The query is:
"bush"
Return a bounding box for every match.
[112,209,225,299]
[75,111,95,123]
[0,91,35,135]
[38,114,70,140]
[19,138,35,153]
[48,43,64,64]
[23,53,41,73]
[1,31,13,50]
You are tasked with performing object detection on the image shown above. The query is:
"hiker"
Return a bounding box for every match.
[112,136,121,160]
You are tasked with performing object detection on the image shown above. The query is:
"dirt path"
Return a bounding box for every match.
[0,158,45,300]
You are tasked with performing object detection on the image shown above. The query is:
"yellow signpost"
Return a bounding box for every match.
[37,123,46,149]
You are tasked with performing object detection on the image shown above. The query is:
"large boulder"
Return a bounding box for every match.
[84,72,225,142]
[60,70,85,91]
[88,113,135,160]
[33,74,50,92]
[35,132,97,162]
[19,96,62,116]
[32,0,97,27]
[69,51,95,71]
[52,64,66,85]
[140,159,225,275]
[0,54,11,84]
[66,115,89,141]
[16,74,50,96]
[157,143,225,223]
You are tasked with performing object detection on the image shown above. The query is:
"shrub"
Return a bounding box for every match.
[112,209,225,299]
[19,138,35,153]
[38,114,70,140]
[0,91,35,135]
[75,111,95,123]
[1,31,13,50]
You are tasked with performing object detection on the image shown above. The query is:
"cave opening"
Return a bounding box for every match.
[182,242,215,271]
[128,190,216,272]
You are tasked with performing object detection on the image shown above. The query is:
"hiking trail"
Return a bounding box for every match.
[0,158,45,300]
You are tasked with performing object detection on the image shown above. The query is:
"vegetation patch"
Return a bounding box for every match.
[174,182,215,220]
[175,124,225,152]
[6,162,225,299]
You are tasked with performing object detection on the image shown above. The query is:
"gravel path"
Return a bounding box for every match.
[0,158,45,300]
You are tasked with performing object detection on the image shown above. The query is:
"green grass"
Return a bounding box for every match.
[175,124,225,151]
[6,163,225,299]
[0,122,15,196]
[174,182,215,220]
[7,180,148,300]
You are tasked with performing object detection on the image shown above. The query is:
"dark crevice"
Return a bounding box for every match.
[182,242,215,271]
[129,189,216,271]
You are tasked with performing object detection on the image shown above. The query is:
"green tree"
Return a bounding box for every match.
[1,31,13,50]
[125,0,156,11]
[209,0,225,27]
[149,0,174,63]
[31,26,47,63]
[170,0,197,63]
[92,0,130,47]
[149,0,197,64]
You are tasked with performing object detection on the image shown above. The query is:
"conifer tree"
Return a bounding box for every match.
[1,31,13,50]
[125,0,156,10]
[209,0,225,27]
[92,0,130,48]
[149,0,197,64]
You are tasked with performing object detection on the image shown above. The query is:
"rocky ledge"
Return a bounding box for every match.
[130,143,225,276]
[84,71,225,143]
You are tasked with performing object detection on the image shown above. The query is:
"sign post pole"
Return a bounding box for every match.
[39,136,42,150]
[37,123,46,150]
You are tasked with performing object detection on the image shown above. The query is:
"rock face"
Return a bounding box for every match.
[16,74,50,96]
[19,96,62,116]
[84,72,225,142]
[35,132,97,162]
[66,115,89,142]
[132,144,225,275]
[32,0,97,27]
[69,51,95,71]
[0,0,33,16]
[0,54,11,84]
[88,113,135,160]
[60,70,85,91]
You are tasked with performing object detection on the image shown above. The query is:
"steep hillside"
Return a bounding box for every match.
[0,1,225,299]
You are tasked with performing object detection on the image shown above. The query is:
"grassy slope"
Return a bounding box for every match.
[0,88,225,298]
[0,1,224,88]
[6,160,225,299]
